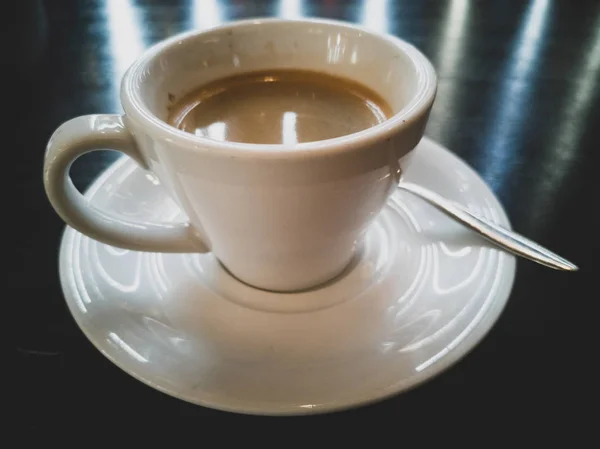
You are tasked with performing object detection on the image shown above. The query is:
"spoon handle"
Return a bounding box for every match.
[397,182,578,271]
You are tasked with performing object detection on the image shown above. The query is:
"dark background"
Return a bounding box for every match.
[7,0,594,432]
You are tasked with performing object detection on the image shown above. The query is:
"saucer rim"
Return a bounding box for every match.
[58,136,516,416]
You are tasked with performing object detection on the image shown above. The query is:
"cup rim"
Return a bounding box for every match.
[121,17,437,159]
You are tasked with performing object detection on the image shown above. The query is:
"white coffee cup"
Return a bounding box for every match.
[44,18,437,292]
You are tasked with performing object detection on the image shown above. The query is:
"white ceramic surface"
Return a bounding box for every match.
[59,137,516,415]
[44,18,436,292]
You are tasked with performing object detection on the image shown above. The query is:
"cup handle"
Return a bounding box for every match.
[43,114,208,253]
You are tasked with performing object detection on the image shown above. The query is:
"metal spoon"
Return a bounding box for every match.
[397,182,578,271]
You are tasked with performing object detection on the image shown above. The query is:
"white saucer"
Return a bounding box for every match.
[59,137,516,415]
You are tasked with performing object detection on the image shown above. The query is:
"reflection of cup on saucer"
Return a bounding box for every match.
[43,18,437,292]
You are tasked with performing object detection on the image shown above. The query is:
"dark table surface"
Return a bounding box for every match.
[8,0,594,431]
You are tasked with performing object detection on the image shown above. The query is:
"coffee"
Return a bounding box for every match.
[168,69,392,145]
